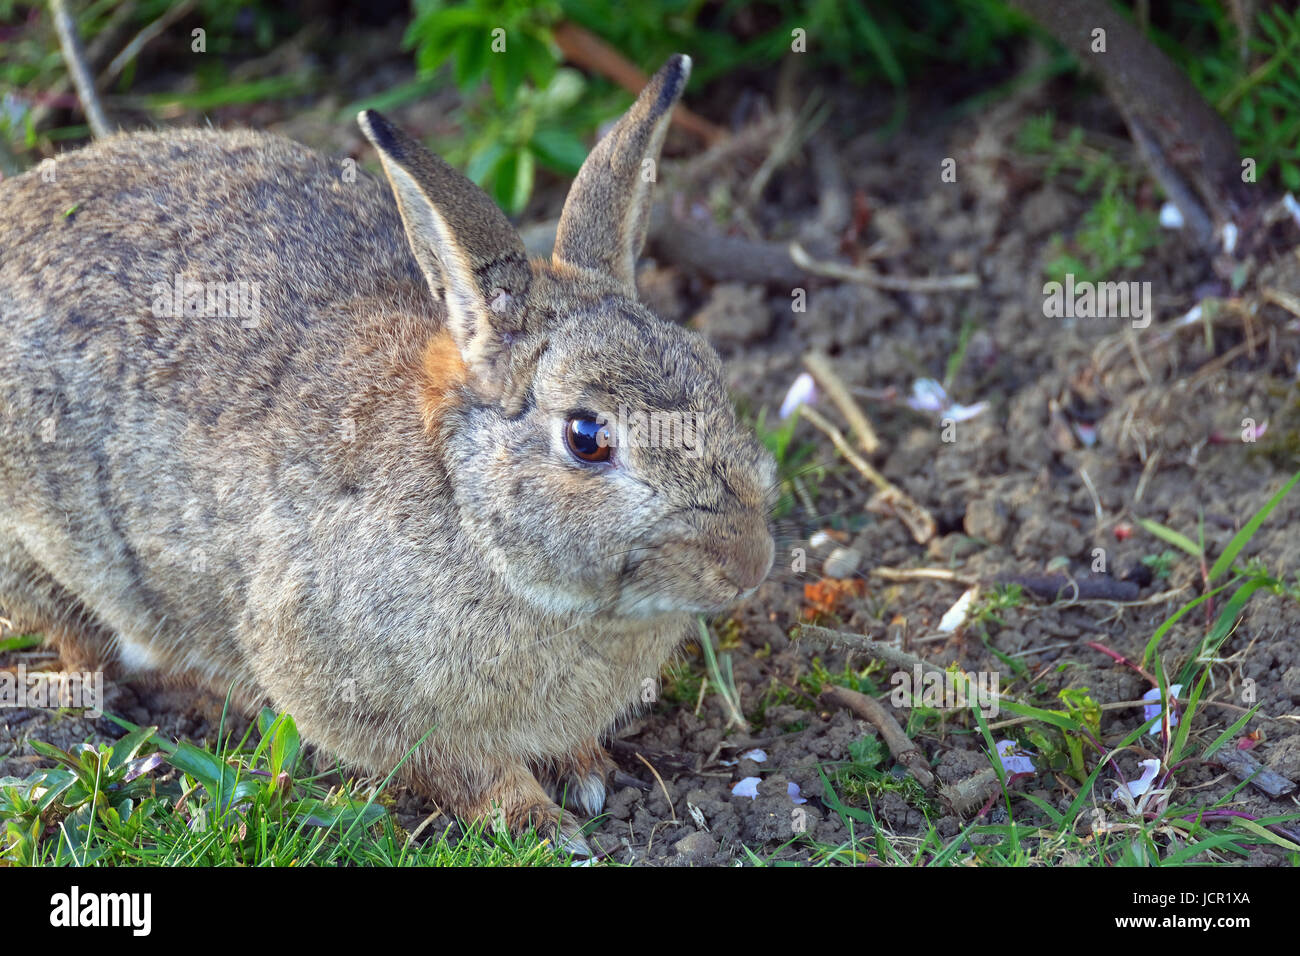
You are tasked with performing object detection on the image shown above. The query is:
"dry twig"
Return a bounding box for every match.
[803,352,880,454]
[50,0,112,138]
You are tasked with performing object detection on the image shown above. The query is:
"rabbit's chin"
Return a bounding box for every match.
[612,583,757,619]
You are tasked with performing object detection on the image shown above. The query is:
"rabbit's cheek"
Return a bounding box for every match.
[418,329,468,434]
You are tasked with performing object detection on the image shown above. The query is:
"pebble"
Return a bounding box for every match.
[822,547,862,579]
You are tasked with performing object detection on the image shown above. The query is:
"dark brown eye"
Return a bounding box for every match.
[565,416,612,463]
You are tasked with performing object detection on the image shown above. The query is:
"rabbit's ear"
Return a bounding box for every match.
[358,109,531,367]
[551,54,690,294]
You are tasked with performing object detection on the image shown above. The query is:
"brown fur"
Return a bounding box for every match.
[0,56,776,852]
[420,329,469,434]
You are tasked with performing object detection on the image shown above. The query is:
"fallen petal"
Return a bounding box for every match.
[1143,684,1183,735]
[1113,758,1162,802]
[938,586,978,633]
[996,739,1037,775]
[780,372,818,419]
[732,776,761,800]
[906,378,948,413]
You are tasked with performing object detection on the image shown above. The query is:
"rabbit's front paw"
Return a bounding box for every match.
[467,761,593,857]
[538,738,614,818]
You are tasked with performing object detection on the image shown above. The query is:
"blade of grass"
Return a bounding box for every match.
[1137,518,1203,559]
[1207,469,1300,582]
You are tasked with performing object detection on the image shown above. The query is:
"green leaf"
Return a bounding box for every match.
[0,633,42,652]
[1179,577,1271,686]
[166,741,260,812]
[453,29,490,90]
[34,769,76,812]
[529,127,588,175]
[1207,469,1300,582]
[269,713,301,778]
[466,142,507,186]
[995,699,1083,733]
[1201,703,1262,760]
[492,147,535,215]
[288,798,385,830]
[1136,518,1202,559]
[28,739,84,774]
[1168,670,1205,763]
[1141,580,1235,667]
[520,29,557,88]
[1232,817,1300,851]
[106,725,157,773]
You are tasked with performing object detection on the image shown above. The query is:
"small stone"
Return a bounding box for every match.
[964,496,1009,543]
[822,547,862,579]
[690,283,771,345]
[673,830,718,863]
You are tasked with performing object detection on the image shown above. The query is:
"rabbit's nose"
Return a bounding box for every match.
[725,530,775,592]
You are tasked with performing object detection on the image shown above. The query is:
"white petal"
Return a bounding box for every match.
[1221,222,1238,255]
[907,378,948,413]
[1142,684,1182,735]
[947,401,989,423]
[740,748,767,763]
[996,739,1037,775]
[787,782,808,805]
[1112,759,1162,802]
[938,587,977,633]
[1284,193,1300,230]
[1158,202,1184,229]
[732,776,761,800]
[780,372,818,419]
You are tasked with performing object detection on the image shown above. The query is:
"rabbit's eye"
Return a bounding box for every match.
[565,416,612,463]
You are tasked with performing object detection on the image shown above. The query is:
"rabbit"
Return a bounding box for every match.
[0,54,776,853]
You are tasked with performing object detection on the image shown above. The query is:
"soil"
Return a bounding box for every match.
[4,21,1300,866]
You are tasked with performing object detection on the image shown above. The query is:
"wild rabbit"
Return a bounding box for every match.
[0,55,776,853]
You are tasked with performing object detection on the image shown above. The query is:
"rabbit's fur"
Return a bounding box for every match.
[0,56,775,849]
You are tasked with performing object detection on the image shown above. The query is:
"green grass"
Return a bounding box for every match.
[1017,112,1164,284]
[1,706,576,866]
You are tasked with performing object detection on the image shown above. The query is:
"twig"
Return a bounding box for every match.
[803,351,880,454]
[635,752,678,823]
[871,566,978,586]
[102,0,197,87]
[789,242,979,292]
[28,0,134,133]
[608,739,699,775]
[49,0,112,138]
[1084,641,1158,687]
[1001,573,1141,603]
[798,404,936,543]
[821,684,934,789]
[796,623,949,677]
[1217,748,1297,799]
[647,204,808,285]
[552,21,725,144]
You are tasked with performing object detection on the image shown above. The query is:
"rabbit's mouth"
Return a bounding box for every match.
[612,528,775,617]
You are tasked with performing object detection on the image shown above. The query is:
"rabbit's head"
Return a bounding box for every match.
[360,55,775,620]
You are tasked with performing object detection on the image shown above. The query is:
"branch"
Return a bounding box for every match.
[49,0,112,138]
